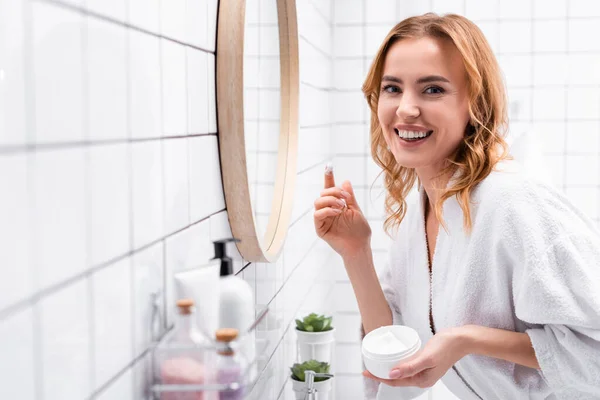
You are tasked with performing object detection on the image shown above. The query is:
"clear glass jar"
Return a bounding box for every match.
[215,328,247,400]
[157,299,213,400]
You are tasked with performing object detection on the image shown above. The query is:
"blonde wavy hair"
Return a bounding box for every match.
[362,13,509,234]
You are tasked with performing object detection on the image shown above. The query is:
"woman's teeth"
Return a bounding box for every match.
[394,129,433,140]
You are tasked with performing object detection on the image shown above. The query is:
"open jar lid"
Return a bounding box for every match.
[362,325,421,360]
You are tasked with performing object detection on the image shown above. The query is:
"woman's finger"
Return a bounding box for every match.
[320,187,352,199]
[324,162,335,189]
[361,370,426,388]
[314,207,342,221]
[341,180,361,210]
[314,196,347,210]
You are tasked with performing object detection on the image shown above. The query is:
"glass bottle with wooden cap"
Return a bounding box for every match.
[215,328,247,400]
[159,299,213,400]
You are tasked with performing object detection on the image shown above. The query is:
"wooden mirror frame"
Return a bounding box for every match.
[216,0,299,262]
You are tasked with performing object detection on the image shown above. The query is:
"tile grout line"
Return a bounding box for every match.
[0,208,226,322]
[22,0,45,397]
[33,0,215,54]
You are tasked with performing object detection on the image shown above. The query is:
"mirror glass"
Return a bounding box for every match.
[244,0,281,241]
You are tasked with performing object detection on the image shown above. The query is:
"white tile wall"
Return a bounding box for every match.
[0,1,336,399]
[330,0,600,398]
[0,0,27,146]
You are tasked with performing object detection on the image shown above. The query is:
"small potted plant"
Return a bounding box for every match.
[290,360,333,400]
[295,313,335,363]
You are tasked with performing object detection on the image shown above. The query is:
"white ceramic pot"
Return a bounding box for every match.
[291,377,333,400]
[295,328,335,364]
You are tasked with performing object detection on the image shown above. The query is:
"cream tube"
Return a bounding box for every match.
[174,259,221,339]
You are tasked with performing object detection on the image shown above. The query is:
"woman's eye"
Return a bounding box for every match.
[382,85,400,94]
[424,86,444,95]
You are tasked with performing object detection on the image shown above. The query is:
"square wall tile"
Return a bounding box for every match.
[570,0,600,17]
[87,17,127,141]
[569,20,600,52]
[533,21,566,53]
[465,0,498,20]
[498,55,532,87]
[334,0,363,24]
[89,143,131,266]
[334,26,363,58]
[334,59,364,90]
[128,0,159,33]
[0,154,32,310]
[129,30,162,139]
[207,0,219,52]
[186,0,207,49]
[533,55,567,86]
[533,0,566,19]
[567,55,600,86]
[86,0,126,22]
[93,258,133,389]
[97,370,134,400]
[499,0,532,19]
[397,1,432,19]
[161,39,187,136]
[365,25,391,58]
[0,0,26,146]
[131,140,164,249]
[533,88,564,121]
[431,0,464,14]
[566,122,600,155]
[189,136,225,222]
[366,0,396,24]
[334,92,367,123]
[41,280,90,399]
[208,54,217,132]
[160,0,186,42]
[33,148,87,289]
[507,88,532,121]
[566,155,599,186]
[163,138,190,234]
[333,155,366,186]
[567,88,600,120]
[499,21,532,54]
[533,122,565,154]
[133,242,164,356]
[0,309,35,400]
[475,21,499,53]
[187,48,209,135]
[543,154,565,188]
[32,2,84,143]
[335,343,363,373]
[332,124,370,157]
[335,375,367,400]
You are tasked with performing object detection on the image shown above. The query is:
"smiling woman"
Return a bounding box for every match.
[313,12,600,400]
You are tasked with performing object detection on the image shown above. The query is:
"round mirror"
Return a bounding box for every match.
[243,0,281,242]
[216,0,299,262]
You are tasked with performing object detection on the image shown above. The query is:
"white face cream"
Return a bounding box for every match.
[367,331,408,355]
[362,325,422,379]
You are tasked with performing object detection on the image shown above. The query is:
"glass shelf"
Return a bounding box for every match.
[150,307,269,399]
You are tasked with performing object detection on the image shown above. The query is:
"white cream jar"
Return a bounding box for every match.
[362,325,421,379]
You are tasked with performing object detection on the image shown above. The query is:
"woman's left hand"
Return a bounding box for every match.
[363,327,470,388]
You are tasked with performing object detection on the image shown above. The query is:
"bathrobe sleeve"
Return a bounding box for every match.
[507,198,600,397]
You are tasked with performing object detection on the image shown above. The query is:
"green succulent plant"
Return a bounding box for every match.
[295,313,333,332]
[290,360,331,382]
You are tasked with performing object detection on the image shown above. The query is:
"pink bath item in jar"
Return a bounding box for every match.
[160,356,205,400]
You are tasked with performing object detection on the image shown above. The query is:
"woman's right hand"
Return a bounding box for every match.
[313,165,372,258]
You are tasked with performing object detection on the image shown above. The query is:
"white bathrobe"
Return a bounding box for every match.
[376,161,600,400]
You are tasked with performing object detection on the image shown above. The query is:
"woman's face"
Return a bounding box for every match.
[377,36,471,172]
